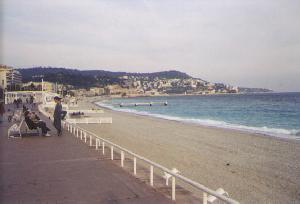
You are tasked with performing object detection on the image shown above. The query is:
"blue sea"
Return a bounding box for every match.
[96,92,300,139]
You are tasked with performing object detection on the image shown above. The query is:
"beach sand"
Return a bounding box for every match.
[75,97,300,204]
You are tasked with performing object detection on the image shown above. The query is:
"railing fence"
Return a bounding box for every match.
[63,121,239,204]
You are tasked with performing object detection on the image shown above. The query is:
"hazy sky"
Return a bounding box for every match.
[1,0,300,91]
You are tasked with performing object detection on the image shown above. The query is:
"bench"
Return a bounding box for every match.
[7,119,24,138]
[7,118,40,138]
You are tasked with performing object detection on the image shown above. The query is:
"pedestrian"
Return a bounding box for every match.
[13,99,17,108]
[0,101,5,123]
[53,96,63,136]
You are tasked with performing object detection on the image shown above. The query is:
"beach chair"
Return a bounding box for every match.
[163,168,180,186]
[7,119,24,138]
[207,188,229,203]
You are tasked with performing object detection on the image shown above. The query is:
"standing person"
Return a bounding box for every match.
[29,95,34,108]
[0,101,5,123]
[53,96,63,136]
[13,99,17,108]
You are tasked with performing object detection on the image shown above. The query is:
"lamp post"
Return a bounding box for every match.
[42,78,44,104]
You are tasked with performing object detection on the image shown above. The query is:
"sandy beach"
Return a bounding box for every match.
[75,96,300,204]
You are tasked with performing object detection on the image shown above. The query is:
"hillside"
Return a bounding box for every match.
[18,67,191,88]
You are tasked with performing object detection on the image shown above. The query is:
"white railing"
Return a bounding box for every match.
[68,109,104,114]
[66,117,112,124]
[63,121,239,204]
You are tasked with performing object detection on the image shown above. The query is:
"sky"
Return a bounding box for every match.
[1,0,300,91]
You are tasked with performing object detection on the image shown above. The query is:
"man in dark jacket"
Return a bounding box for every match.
[53,96,63,136]
[24,111,51,136]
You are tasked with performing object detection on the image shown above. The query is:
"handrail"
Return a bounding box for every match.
[65,121,239,204]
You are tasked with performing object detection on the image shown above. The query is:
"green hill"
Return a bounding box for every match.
[18,67,191,88]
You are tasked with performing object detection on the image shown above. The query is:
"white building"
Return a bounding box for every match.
[7,69,22,86]
[0,65,22,89]
[0,65,12,89]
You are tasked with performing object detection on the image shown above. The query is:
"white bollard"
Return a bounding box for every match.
[70,125,72,133]
[121,151,124,167]
[102,142,105,155]
[96,139,98,150]
[111,146,114,160]
[134,157,137,175]
[84,132,87,143]
[172,176,176,201]
[89,135,93,146]
[76,128,79,137]
[150,165,154,186]
[203,192,208,204]
[80,130,83,140]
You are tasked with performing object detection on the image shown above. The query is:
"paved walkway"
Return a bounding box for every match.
[0,107,172,204]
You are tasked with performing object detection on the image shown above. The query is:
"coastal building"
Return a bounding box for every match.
[22,81,55,92]
[90,87,105,96]
[0,65,13,90]
[6,69,22,87]
[0,64,23,101]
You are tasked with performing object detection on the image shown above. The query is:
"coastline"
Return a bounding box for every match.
[102,91,276,100]
[76,96,300,203]
[94,96,300,140]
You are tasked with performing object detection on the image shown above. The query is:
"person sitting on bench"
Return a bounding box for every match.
[24,111,51,137]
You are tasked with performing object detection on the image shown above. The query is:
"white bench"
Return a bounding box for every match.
[7,118,40,138]
[8,119,24,138]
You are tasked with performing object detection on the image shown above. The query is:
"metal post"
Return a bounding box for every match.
[102,142,105,155]
[70,125,72,133]
[76,128,79,137]
[111,146,114,160]
[172,176,176,201]
[84,132,87,143]
[134,157,137,175]
[73,127,76,136]
[150,165,154,186]
[203,192,208,204]
[121,151,124,167]
[67,124,70,131]
[80,130,83,140]
[89,135,93,146]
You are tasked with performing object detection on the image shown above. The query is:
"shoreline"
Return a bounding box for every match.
[96,101,298,143]
[93,98,300,141]
[76,96,300,203]
[106,91,280,99]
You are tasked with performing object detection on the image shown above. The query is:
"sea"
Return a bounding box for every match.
[96,92,300,139]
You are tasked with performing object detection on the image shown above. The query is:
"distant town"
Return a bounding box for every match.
[0,65,272,100]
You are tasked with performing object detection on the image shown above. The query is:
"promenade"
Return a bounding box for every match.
[0,107,172,204]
